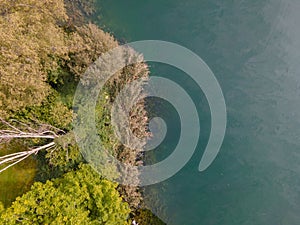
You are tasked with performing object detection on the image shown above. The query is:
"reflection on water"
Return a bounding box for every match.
[96,0,300,224]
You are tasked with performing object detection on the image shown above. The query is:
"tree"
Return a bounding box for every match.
[0,0,116,172]
[0,0,149,174]
[0,0,69,118]
[0,0,150,214]
[0,164,131,225]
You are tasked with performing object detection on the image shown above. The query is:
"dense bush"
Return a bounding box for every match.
[0,164,131,225]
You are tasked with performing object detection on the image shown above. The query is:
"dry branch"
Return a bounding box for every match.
[0,118,60,173]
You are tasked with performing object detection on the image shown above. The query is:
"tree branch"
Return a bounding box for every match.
[0,142,55,173]
[0,118,61,173]
[0,118,59,141]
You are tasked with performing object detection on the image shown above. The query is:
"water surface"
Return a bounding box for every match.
[96,1,300,224]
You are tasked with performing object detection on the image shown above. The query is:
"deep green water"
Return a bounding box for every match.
[95,1,300,224]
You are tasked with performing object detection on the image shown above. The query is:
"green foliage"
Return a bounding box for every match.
[96,90,119,156]
[0,164,130,225]
[46,132,83,171]
[94,61,149,161]
[0,0,69,118]
[14,91,73,131]
[0,202,4,213]
[0,0,116,119]
[66,23,118,78]
[0,0,152,219]
[135,209,166,225]
[33,151,64,184]
[48,66,79,109]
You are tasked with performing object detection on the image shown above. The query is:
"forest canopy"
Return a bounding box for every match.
[0,0,117,119]
[0,164,131,225]
[0,0,165,224]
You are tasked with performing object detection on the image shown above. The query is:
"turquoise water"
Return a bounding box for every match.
[95,0,300,224]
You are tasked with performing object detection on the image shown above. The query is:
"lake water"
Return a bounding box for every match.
[95,0,300,224]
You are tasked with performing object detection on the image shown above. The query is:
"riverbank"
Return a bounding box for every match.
[0,1,165,223]
[66,1,166,224]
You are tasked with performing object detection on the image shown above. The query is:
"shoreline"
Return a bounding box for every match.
[64,1,165,223]
[0,1,165,224]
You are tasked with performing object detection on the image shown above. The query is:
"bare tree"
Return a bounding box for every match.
[0,118,62,173]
